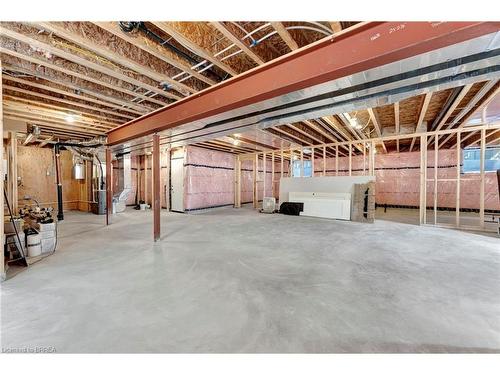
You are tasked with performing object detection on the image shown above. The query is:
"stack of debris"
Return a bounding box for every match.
[351,181,376,223]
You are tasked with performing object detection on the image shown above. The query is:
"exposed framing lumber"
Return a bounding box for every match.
[238,123,499,157]
[321,116,353,142]
[0,26,177,100]
[329,22,342,33]
[3,75,145,116]
[456,132,461,227]
[234,155,242,207]
[3,113,106,135]
[4,95,122,125]
[196,143,240,154]
[151,22,238,77]
[3,63,151,113]
[0,46,166,108]
[3,84,135,121]
[428,84,473,145]
[439,82,499,147]
[479,128,486,229]
[338,113,364,141]
[38,135,55,148]
[253,154,258,208]
[287,123,324,144]
[93,22,217,86]
[211,22,265,65]
[7,132,19,213]
[271,126,312,145]
[109,22,500,145]
[394,102,400,152]
[34,22,194,96]
[205,140,252,153]
[409,92,432,152]
[3,106,114,130]
[367,108,387,153]
[419,134,428,225]
[270,22,299,51]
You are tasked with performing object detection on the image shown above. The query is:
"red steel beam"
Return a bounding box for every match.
[107,22,500,146]
[152,134,161,241]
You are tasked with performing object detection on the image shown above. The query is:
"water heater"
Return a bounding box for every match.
[72,163,85,180]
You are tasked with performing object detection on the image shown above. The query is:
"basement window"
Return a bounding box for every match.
[462,147,500,173]
[292,160,312,177]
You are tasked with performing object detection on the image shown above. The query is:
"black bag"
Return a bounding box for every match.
[279,202,304,216]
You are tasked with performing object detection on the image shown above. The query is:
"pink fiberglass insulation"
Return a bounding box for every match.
[184,146,235,210]
[184,147,286,210]
[303,149,499,211]
[184,146,498,212]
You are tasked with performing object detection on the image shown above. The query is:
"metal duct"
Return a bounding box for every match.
[115,153,132,199]
[111,30,500,154]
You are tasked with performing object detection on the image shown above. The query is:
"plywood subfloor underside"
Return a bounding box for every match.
[1,208,499,353]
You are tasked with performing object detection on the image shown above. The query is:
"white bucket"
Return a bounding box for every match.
[140,203,147,210]
[27,233,42,257]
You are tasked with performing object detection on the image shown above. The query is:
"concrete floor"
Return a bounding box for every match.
[1,208,499,353]
[376,206,499,234]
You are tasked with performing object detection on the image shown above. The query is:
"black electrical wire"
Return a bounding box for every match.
[118,21,225,81]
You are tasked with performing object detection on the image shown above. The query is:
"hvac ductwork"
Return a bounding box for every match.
[110,27,500,155]
[164,32,500,146]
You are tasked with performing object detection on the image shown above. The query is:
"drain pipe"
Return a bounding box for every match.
[54,143,64,221]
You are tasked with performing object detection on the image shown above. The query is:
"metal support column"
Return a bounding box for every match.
[153,134,161,241]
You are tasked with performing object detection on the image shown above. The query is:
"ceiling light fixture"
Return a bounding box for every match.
[65,114,75,123]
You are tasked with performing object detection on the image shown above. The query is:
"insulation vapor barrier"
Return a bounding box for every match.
[184,146,235,210]
[182,146,498,212]
[311,149,499,211]
[184,147,281,210]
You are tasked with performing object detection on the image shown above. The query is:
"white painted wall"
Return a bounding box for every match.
[279,176,375,204]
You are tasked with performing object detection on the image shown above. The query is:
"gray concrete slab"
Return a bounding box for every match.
[1,208,499,353]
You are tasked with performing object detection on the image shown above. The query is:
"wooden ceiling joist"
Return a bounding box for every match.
[428,84,473,146]
[0,26,178,101]
[3,108,112,131]
[3,84,136,120]
[409,92,433,152]
[439,81,499,148]
[3,75,146,116]
[270,22,299,51]
[3,95,128,123]
[34,22,195,97]
[3,114,105,136]
[93,22,217,86]
[329,22,343,33]
[211,22,265,65]
[287,123,324,144]
[0,46,167,108]
[3,63,151,113]
[195,143,240,154]
[3,102,117,129]
[151,22,238,77]
[367,108,387,153]
[394,102,400,152]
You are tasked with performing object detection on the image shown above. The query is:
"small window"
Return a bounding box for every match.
[462,147,500,173]
[292,160,312,177]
